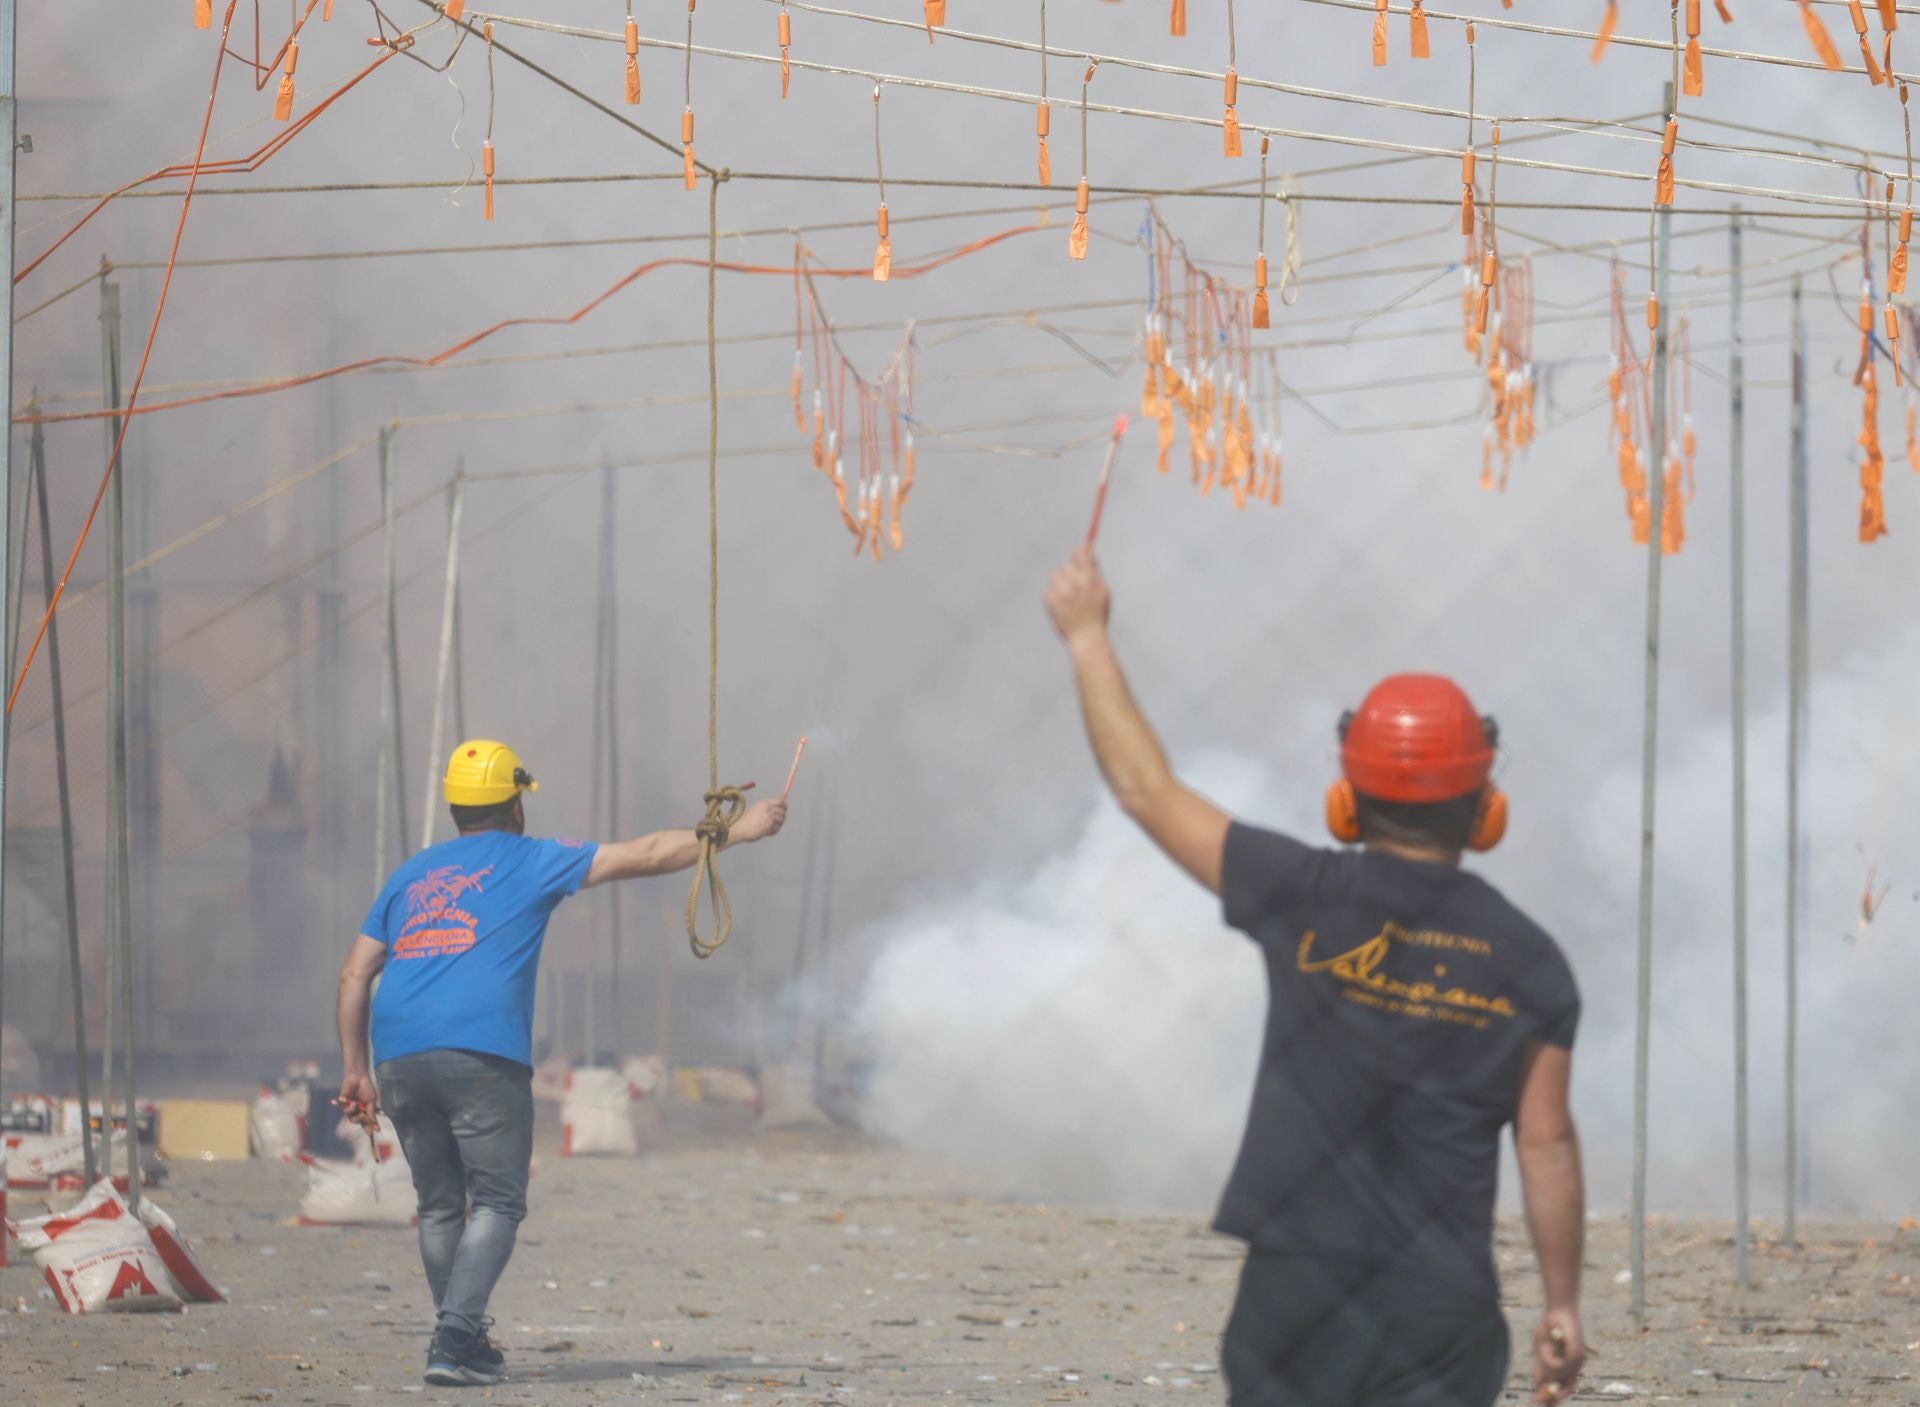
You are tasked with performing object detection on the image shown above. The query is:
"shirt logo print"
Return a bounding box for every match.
[1297,925,1515,1029]
[393,865,495,960]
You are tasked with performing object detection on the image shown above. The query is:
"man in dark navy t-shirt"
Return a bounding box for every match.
[337,740,786,1387]
[1045,550,1585,1407]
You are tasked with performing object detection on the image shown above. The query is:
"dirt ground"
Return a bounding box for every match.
[4,1117,1918,1406]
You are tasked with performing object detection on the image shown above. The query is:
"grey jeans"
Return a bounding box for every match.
[376,1049,534,1335]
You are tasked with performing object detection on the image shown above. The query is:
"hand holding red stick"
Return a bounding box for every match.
[1084,413,1130,551]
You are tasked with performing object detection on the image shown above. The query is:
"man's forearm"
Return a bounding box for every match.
[1068,628,1175,813]
[1518,1132,1585,1310]
[338,977,373,1078]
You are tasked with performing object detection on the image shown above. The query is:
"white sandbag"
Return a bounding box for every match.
[619,1055,668,1097]
[136,1195,225,1303]
[6,1180,182,1314]
[250,1088,302,1162]
[757,1063,831,1130]
[560,1067,641,1157]
[4,1130,129,1189]
[691,1066,760,1107]
[297,1153,416,1227]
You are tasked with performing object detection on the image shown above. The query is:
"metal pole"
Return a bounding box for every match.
[1727,207,1752,1288]
[384,432,409,864]
[1629,81,1676,1331]
[0,0,15,1187]
[450,455,466,742]
[419,476,465,852]
[96,276,123,1183]
[1785,276,1809,1247]
[103,274,139,1206]
[374,426,396,883]
[32,424,94,1187]
[598,465,625,1058]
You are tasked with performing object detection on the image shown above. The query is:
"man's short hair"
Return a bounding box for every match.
[1354,791,1480,853]
[449,796,521,833]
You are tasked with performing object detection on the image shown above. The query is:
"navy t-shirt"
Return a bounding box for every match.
[1216,823,1579,1301]
[361,832,598,1068]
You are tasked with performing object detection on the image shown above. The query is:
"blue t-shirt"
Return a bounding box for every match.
[361,832,598,1068]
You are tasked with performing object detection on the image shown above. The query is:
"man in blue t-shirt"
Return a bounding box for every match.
[336,739,786,1387]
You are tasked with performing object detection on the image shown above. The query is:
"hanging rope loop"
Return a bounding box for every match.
[686,784,747,957]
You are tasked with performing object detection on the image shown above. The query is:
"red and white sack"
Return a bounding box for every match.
[135,1195,224,1303]
[4,1130,130,1189]
[560,1067,646,1157]
[250,1088,302,1162]
[297,1152,416,1227]
[6,1180,181,1314]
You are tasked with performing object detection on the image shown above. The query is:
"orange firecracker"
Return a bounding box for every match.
[1411,0,1431,58]
[1223,69,1242,158]
[1070,178,1089,260]
[1850,0,1888,83]
[1460,147,1477,235]
[482,138,495,220]
[1373,0,1389,66]
[446,0,464,17]
[1655,118,1677,207]
[1592,0,1618,62]
[275,41,298,121]
[682,108,697,189]
[1897,207,1914,294]
[925,0,946,29]
[1684,0,1704,95]
[1170,0,1185,38]
[1037,102,1051,186]
[1253,254,1270,330]
[779,8,792,98]
[1800,1,1844,68]
[873,205,892,282]
[1881,0,1899,29]
[195,0,211,27]
[625,17,641,104]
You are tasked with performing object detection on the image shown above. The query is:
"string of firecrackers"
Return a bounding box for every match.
[1139,213,1284,511]
[1792,0,1901,82]
[1605,261,1692,555]
[791,245,919,559]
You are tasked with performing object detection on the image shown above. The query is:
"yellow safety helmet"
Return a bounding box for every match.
[443,739,540,807]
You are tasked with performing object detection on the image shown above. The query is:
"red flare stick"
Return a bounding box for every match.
[1084,414,1130,551]
[780,737,809,804]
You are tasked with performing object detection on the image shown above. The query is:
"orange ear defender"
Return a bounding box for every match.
[1325,779,1362,844]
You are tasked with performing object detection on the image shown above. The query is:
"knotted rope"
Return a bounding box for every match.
[685,784,745,958]
[685,169,747,959]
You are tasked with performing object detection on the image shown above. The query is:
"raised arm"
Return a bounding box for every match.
[337,934,387,1111]
[582,800,787,889]
[1045,549,1231,894]
[1513,1040,1587,1404]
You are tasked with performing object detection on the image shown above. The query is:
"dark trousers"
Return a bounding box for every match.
[1223,1248,1509,1407]
[376,1049,534,1335]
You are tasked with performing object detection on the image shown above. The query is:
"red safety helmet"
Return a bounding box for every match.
[1324,674,1507,852]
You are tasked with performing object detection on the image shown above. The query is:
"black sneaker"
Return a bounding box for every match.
[425,1325,505,1386]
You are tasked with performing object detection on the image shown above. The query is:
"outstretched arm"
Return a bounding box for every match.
[1046,549,1231,894]
[1513,1040,1587,1403]
[582,800,787,888]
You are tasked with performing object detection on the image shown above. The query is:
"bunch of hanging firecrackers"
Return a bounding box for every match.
[1603,264,1692,554]
[792,255,917,559]
[1856,280,1891,543]
[1460,138,1538,494]
[1137,218,1283,510]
